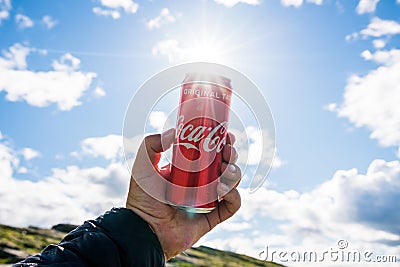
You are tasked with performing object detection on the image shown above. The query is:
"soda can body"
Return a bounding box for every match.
[167,73,232,213]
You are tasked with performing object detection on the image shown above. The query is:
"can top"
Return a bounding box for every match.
[183,73,232,89]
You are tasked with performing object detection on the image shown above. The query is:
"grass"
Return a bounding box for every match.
[0,224,65,263]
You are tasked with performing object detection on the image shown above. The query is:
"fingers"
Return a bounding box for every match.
[205,187,241,230]
[202,161,242,231]
[217,185,241,220]
[220,162,241,192]
[222,144,238,164]
[217,186,241,215]
[226,132,236,145]
[221,133,241,195]
[223,132,237,164]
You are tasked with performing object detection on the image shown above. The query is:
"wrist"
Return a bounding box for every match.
[125,204,170,260]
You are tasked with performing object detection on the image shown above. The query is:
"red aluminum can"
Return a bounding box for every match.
[166,73,232,213]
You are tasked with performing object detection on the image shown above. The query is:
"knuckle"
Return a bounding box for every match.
[231,148,238,162]
[231,146,237,154]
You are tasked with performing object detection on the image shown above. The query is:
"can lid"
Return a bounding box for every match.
[183,73,232,89]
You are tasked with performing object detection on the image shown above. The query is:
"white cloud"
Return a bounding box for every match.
[0,131,151,227]
[360,49,400,65]
[15,14,34,29]
[360,17,400,38]
[100,0,138,13]
[346,17,400,41]
[0,42,30,69]
[94,86,106,97]
[0,0,11,25]
[280,0,324,7]
[21,148,40,160]
[345,32,359,42]
[0,162,130,227]
[148,111,168,132]
[226,127,279,190]
[356,0,380,14]
[323,103,338,112]
[0,141,18,179]
[92,7,121,19]
[360,49,373,60]
[306,0,323,5]
[17,166,28,174]
[0,10,8,23]
[335,49,400,148]
[271,156,285,169]
[0,43,97,111]
[79,134,123,161]
[147,8,175,30]
[0,133,130,227]
[52,53,81,72]
[231,126,275,167]
[93,0,138,19]
[152,39,183,63]
[199,159,400,265]
[42,15,57,29]
[372,39,386,49]
[219,221,252,231]
[281,0,303,7]
[73,134,142,166]
[213,0,261,8]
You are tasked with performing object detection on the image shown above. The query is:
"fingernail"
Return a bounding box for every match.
[228,164,237,173]
[219,183,230,194]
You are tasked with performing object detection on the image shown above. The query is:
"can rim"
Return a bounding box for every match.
[184,72,232,86]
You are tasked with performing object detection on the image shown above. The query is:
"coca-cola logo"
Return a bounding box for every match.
[175,115,228,153]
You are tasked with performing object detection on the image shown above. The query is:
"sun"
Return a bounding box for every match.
[183,38,227,63]
[156,8,258,66]
[172,17,237,65]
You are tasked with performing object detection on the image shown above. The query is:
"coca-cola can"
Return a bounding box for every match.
[166,73,232,213]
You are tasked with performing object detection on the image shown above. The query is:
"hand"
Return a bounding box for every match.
[126,128,242,260]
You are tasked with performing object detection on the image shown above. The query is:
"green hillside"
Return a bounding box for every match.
[0,224,283,266]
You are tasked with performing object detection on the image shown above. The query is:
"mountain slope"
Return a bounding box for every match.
[0,224,65,263]
[0,224,282,266]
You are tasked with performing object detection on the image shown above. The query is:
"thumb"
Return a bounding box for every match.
[136,128,175,166]
[128,128,175,205]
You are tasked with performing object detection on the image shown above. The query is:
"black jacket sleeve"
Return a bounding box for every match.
[13,207,165,267]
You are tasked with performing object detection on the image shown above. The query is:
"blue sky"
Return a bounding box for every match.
[1,0,400,266]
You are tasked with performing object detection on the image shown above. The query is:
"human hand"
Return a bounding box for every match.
[126,128,242,260]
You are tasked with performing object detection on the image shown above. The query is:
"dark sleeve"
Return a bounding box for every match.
[13,207,165,267]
